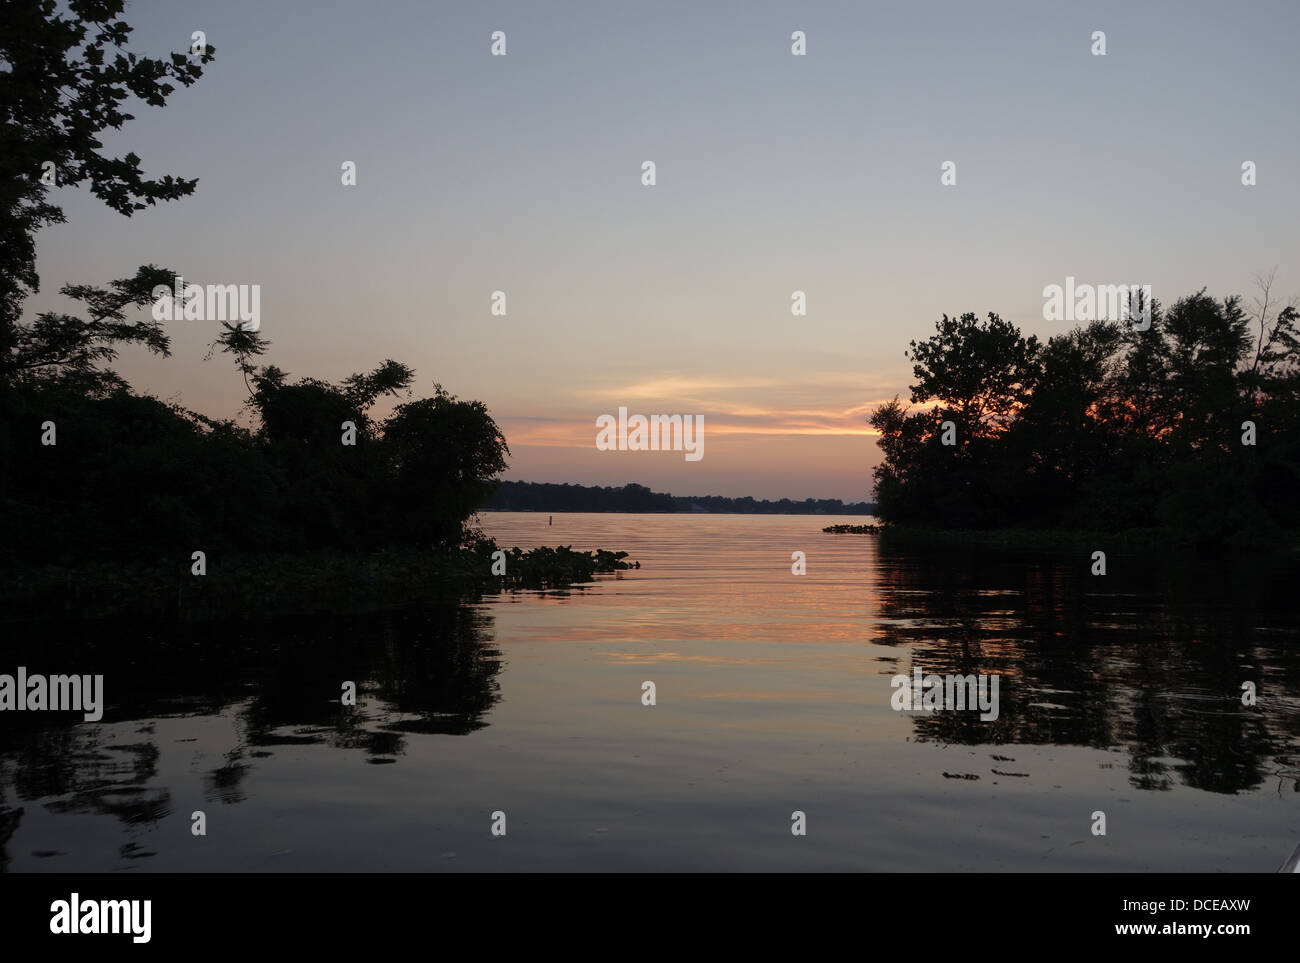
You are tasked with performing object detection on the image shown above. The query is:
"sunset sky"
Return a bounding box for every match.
[27,0,1299,500]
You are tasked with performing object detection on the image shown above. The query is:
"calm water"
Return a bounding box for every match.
[2,513,1298,872]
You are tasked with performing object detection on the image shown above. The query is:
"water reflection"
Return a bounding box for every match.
[2,519,1300,870]
[872,537,1300,795]
[0,604,501,867]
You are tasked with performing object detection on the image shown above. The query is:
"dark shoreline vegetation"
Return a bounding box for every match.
[0,329,644,619]
[0,6,640,619]
[483,480,875,514]
[866,296,1300,551]
[1,544,637,623]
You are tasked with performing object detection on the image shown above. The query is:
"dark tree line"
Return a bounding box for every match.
[3,304,511,566]
[0,1,510,568]
[869,287,1300,545]
[483,480,875,515]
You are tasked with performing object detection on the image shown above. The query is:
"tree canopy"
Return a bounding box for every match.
[1,1,513,565]
[1,0,213,368]
[869,287,1300,545]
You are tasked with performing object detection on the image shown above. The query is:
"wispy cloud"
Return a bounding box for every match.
[500,408,888,448]
[575,375,786,401]
[502,373,895,447]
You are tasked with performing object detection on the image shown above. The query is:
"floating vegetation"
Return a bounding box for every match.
[1,541,641,623]
[486,545,638,591]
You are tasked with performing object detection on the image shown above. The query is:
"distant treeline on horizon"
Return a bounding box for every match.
[482,481,875,515]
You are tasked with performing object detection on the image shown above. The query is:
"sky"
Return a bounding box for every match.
[26,0,1300,500]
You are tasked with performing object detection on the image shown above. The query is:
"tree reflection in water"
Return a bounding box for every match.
[0,603,502,864]
[872,539,1300,795]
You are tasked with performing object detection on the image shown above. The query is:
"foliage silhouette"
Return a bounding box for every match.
[870,293,1300,546]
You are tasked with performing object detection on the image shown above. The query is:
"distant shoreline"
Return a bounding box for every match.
[484,480,875,515]
[479,509,875,516]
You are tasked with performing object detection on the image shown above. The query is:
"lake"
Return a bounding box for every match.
[2,512,1298,871]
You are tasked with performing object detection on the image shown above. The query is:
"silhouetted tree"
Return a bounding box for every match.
[380,387,509,547]
[0,0,212,373]
[871,287,1300,543]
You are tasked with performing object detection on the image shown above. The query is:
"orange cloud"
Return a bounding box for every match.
[498,378,897,448]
